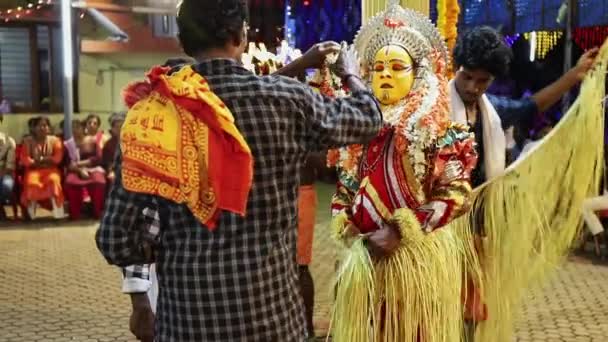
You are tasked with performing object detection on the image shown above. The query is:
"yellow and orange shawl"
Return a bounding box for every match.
[121,65,253,229]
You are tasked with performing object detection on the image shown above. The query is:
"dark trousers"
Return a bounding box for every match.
[298,265,315,338]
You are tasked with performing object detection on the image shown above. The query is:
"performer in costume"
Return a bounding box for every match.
[327,3,478,341]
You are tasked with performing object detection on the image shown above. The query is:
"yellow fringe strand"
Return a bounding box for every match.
[455,39,608,341]
[330,211,351,245]
[332,238,377,342]
[332,209,476,342]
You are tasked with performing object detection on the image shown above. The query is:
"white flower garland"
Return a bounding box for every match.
[403,73,440,178]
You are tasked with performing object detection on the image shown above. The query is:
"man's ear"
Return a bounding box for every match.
[234,22,248,48]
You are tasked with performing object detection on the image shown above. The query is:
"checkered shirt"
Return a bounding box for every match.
[120,208,159,294]
[96,59,382,341]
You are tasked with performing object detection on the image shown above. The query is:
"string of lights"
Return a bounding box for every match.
[573,26,608,50]
[504,33,521,48]
[0,0,54,22]
[523,30,563,61]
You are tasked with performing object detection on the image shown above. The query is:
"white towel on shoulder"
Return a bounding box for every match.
[449,80,506,180]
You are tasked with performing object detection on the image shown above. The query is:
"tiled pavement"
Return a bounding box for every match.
[1,184,608,341]
[0,221,135,341]
[514,260,608,342]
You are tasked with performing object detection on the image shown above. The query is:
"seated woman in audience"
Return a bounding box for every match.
[102,112,125,184]
[64,120,106,220]
[20,116,64,219]
[0,114,16,220]
[85,114,107,145]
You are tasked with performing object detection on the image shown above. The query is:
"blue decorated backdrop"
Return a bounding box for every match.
[291,0,361,51]
[430,0,438,23]
[459,0,513,32]
[514,0,562,33]
[286,0,608,52]
[578,0,608,28]
[453,0,608,33]
[288,0,608,51]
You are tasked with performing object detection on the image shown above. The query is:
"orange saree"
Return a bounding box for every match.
[20,136,64,210]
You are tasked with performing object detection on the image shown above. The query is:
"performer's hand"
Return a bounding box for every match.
[300,41,341,70]
[573,47,599,81]
[365,225,401,258]
[333,44,361,79]
[344,224,361,237]
[129,293,155,342]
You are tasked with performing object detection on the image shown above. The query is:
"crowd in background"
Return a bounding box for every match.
[0,113,125,221]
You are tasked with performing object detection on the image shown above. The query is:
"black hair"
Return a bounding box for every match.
[31,116,51,129]
[28,117,37,130]
[453,26,513,78]
[86,114,101,126]
[163,57,194,68]
[177,0,249,57]
[162,57,195,75]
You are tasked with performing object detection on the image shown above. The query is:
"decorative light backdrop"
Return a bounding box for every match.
[0,0,53,22]
[457,0,608,33]
[573,26,608,50]
[514,0,563,33]
[248,0,286,47]
[578,0,608,28]
[292,0,361,51]
[458,0,513,32]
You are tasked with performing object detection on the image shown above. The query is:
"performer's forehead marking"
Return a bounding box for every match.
[383,47,391,56]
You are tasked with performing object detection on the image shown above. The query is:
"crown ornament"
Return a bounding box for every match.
[354,2,448,75]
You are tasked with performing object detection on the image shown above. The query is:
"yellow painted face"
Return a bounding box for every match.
[371,45,415,106]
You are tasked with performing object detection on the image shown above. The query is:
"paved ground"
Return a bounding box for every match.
[1,184,608,341]
[515,261,608,342]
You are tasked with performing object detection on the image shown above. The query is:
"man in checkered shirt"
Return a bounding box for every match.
[95,1,382,341]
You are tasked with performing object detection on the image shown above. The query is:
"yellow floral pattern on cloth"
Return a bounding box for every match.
[121,66,252,227]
